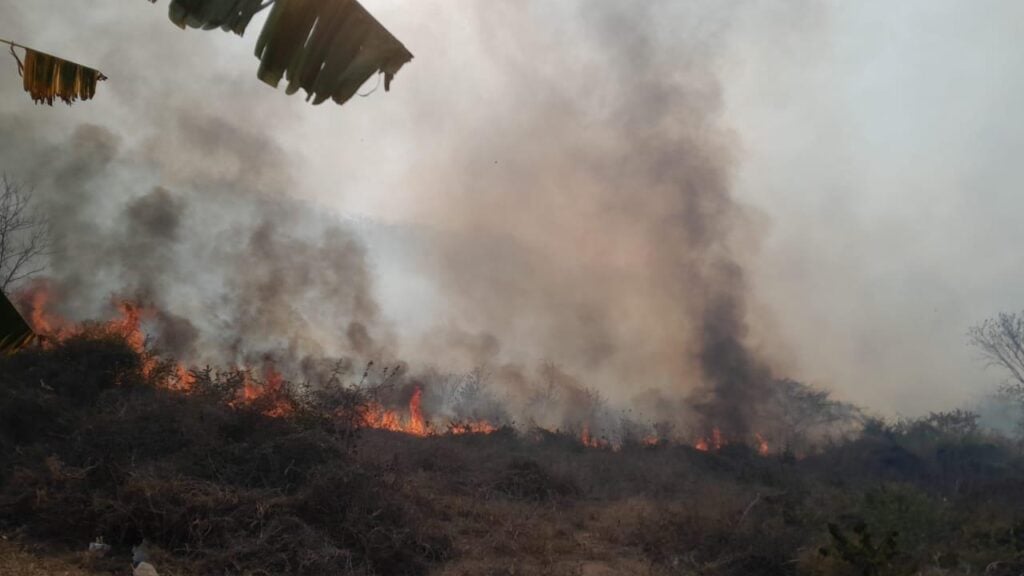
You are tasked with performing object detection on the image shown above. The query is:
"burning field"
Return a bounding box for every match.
[8,279,837,455]
[3,2,1024,575]
[3,300,1024,576]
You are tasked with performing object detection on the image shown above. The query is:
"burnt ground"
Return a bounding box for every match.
[3,332,1024,576]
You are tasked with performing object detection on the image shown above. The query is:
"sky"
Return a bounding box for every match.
[1,1,1023,417]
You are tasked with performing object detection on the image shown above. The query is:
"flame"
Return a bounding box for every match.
[406,385,428,436]
[358,386,431,436]
[694,428,770,456]
[357,385,502,437]
[21,281,71,338]
[695,428,724,452]
[11,284,492,430]
[169,364,195,392]
[359,402,405,432]
[16,282,194,392]
[580,423,609,449]
[109,301,150,354]
[232,361,294,417]
[755,433,769,456]
[447,420,499,435]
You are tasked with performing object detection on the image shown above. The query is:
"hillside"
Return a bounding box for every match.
[3,332,1024,575]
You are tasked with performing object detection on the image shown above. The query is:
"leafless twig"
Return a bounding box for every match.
[0,174,51,292]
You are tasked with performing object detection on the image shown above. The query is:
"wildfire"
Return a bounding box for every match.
[641,435,660,446]
[109,301,150,354]
[11,283,777,451]
[755,433,769,456]
[580,423,610,449]
[16,281,193,391]
[447,420,499,435]
[170,364,195,392]
[233,362,295,418]
[21,281,70,338]
[694,428,724,452]
[356,385,503,437]
[694,427,770,456]
[359,402,405,432]
[358,386,431,436]
[406,385,428,435]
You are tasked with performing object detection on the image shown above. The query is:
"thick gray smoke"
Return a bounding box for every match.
[0,0,785,437]
[0,112,390,373]
[396,1,774,436]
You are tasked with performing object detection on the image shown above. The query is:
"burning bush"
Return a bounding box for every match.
[0,332,447,575]
[7,313,1024,575]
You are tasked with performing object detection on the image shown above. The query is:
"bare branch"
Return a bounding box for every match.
[0,173,51,292]
[969,311,1024,393]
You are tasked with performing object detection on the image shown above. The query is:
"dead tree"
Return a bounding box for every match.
[969,311,1024,394]
[0,174,50,292]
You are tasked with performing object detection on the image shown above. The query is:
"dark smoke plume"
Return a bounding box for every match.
[397,1,775,436]
[0,0,780,436]
[0,113,391,373]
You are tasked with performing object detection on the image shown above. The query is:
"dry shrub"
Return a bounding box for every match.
[492,458,580,503]
[0,333,447,575]
[629,495,806,576]
[0,330,143,449]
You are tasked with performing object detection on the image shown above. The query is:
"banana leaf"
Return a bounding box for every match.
[0,291,35,354]
[164,0,270,35]
[148,0,413,107]
[7,44,107,106]
[255,0,412,106]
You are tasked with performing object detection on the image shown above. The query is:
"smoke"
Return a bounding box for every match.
[0,109,391,372]
[0,0,793,436]
[393,1,775,436]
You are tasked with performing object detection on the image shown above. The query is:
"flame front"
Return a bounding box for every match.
[694,428,770,455]
[358,386,432,436]
[17,282,194,391]
[357,385,501,437]
[694,428,724,452]
[755,433,769,456]
[233,362,295,418]
[13,283,778,450]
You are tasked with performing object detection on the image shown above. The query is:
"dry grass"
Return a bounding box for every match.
[6,334,1024,575]
[0,540,104,576]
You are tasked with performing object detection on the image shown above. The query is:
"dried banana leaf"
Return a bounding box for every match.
[165,0,270,35]
[7,45,107,106]
[0,290,35,354]
[254,0,412,106]
[146,0,412,107]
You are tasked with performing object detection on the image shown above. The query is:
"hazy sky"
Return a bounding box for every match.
[1,1,1022,416]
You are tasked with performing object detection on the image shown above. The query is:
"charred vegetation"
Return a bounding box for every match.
[3,333,1024,575]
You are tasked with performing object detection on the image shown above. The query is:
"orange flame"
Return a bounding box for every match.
[357,385,501,437]
[109,301,150,354]
[359,402,405,432]
[16,282,194,392]
[755,433,769,456]
[695,428,724,452]
[357,386,432,436]
[694,428,770,456]
[169,364,195,392]
[21,281,71,338]
[233,362,295,417]
[406,386,429,436]
[447,420,499,435]
[580,423,610,449]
